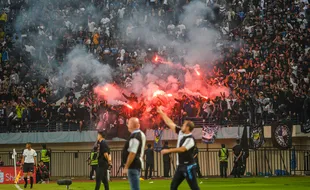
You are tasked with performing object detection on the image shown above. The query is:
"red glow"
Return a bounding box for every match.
[195,69,201,76]
[167,94,173,97]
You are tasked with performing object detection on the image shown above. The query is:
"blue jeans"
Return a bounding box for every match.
[128,169,140,190]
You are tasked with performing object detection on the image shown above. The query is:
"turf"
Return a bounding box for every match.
[1,177,310,190]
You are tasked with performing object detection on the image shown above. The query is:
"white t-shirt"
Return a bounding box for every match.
[118,8,125,19]
[23,149,37,164]
[101,17,110,26]
[88,22,96,33]
[175,126,195,165]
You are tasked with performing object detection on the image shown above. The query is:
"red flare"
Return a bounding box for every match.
[155,55,158,62]
[125,104,133,109]
[153,90,165,97]
[195,69,201,76]
[153,55,173,65]
[202,96,208,100]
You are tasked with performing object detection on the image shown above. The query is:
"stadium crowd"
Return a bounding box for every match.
[0,0,309,133]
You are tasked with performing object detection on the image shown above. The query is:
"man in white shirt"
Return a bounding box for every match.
[22,142,37,189]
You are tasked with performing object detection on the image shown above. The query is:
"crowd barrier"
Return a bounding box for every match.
[0,147,309,178]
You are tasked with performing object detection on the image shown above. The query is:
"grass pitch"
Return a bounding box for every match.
[1,177,310,190]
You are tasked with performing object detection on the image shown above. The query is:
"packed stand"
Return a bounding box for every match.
[0,0,309,134]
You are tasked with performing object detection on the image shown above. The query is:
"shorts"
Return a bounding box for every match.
[23,163,34,173]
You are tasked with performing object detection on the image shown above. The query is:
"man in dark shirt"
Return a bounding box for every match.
[95,131,111,190]
[232,139,243,178]
[157,107,200,190]
[144,144,154,180]
[65,88,76,104]
[162,141,171,178]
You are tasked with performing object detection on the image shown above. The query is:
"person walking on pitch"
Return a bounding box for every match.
[122,117,146,190]
[22,142,37,189]
[157,107,200,190]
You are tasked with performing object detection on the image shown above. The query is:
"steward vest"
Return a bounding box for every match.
[219,148,228,162]
[41,149,50,163]
[90,152,98,166]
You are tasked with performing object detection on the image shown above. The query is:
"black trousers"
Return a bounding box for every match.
[90,165,97,179]
[220,162,228,178]
[233,160,242,178]
[171,165,200,190]
[164,161,171,177]
[195,161,202,178]
[95,166,109,190]
[145,163,153,179]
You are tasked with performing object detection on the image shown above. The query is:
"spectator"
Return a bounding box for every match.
[144,144,154,180]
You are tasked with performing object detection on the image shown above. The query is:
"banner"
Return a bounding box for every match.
[271,121,293,150]
[202,125,220,144]
[249,125,264,150]
[301,121,310,133]
[0,167,36,184]
[154,128,163,152]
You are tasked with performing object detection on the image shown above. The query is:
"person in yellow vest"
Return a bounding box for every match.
[218,144,228,178]
[0,10,7,23]
[41,144,51,170]
[89,147,98,180]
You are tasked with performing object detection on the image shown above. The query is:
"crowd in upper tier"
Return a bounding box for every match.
[0,0,309,133]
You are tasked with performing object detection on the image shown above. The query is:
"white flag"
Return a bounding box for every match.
[12,149,17,159]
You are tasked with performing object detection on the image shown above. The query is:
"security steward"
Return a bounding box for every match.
[41,144,50,170]
[89,147,98,180]
[162,141,171,178]
[218,144,228,178]
[233,139,243,178]
[158,107,200,190]
[95,131,112,190]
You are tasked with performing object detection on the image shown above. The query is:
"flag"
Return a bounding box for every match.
[249,125,264,150]
[271,121,292,150]
[154,128,163,152]
[202,125,220,144]
[14,170,21,184]
[12,149,17,159]
[301,121,310,133]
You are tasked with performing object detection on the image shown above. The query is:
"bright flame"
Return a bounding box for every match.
[125,104,133,109]
[155,55,158,62]
[202,96,208,100]
[153,55,173,65]
[153,90,165,97]
[167,94,173,97]
[195,69,201,76]
[105,87,108,91]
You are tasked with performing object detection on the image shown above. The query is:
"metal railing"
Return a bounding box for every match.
[0,147,309,178]
[0,114,300,133]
